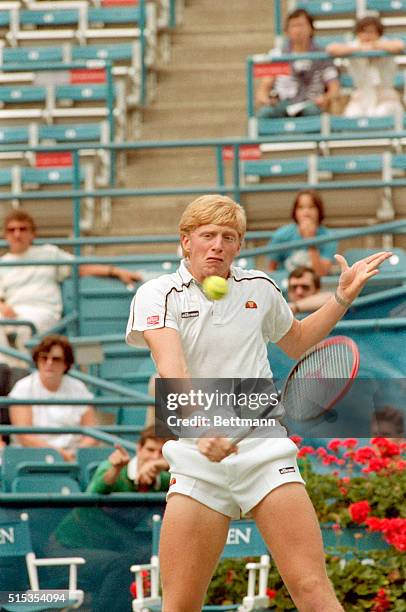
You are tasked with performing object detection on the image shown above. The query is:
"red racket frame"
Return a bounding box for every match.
[281,335,360,420]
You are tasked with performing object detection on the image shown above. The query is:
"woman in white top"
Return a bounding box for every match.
[328,16,404,117]
[9,334,98,461]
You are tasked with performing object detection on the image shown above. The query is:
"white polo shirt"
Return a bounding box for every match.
[126,260,293,379]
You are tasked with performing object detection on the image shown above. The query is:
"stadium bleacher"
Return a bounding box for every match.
[0,0,405,609]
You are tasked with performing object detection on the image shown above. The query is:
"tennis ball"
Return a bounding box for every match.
[202,275,229,300]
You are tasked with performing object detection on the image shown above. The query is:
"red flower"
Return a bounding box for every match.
[372,587,391,611]
[352,446,377,464]
[130,582,137,598]
[290,435,303,446]
[225,569,235,584]
[297,446,315,458]
[348,501,371,524]
[332,523,341,533]
[366,517,406,552]
[341,476,350,483]
[341,438,358,449]
[362,457,390,473]
[266,588,277,599]
[327,439,342,452]
[339,487,348,495]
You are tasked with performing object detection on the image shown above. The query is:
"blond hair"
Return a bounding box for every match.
[179,195,246,256]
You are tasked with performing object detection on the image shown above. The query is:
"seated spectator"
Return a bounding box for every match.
[256,9,339,118]
[87,426,173,493]
[371,405,404,439]
[287,266,332,314]
[9,334,98,461]
[268,190,338,275]
[327,16,404,117]
[0,210,143,361]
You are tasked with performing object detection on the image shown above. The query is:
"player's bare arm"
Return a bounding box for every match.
[143,326,236,461]
[278,251,391,359]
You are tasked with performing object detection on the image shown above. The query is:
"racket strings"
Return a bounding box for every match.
[283,342,357,421]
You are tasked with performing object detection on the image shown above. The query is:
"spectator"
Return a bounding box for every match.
[256,9,339,118]
[87,426,173,494]
[327,16,404,117]
[287,266,333,314]
[8,334,98,461]
[0,210,143,360]
[371,405,404,439]
[268,190,338,275]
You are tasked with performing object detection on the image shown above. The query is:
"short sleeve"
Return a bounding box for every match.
[8,376,31,399]
[322,61,339,83]
[126,280,179,347]
[46,245,73,282]
[263,285,294,344]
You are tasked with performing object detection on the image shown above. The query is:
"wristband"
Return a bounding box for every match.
[334,290,351,309]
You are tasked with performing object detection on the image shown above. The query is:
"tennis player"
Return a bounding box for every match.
[126,195,390,612]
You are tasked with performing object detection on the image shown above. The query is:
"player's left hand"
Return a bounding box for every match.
[335,251,392,303]
[197,437,238,462]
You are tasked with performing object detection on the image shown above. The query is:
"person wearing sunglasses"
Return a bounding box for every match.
[0,210,143,363]
[8,334,98,461]
[287,266,332,315]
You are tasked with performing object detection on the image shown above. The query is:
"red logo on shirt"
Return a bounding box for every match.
[245,300,258,309]
[147,315,160,325]
[169,477,176,487]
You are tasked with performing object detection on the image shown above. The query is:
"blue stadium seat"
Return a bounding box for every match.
[242,157,309,179]
[1,46,64,64]
[317,154,383,175]
[72,42,135,62]
[12,475,81,494]
[88,6,142,26]
[294,1,357,15]
[55,83,114,103]
[0,10,11,28]
[0,85,46,104]
[1,447,63,493]
[39,122,105,143]
[0,126,29,144]
[257,115,322,137]
[367,0,406,12]
[20,8,80,26]
[0,168,13,186]
[76,446,113,488]
[329,115,396,133]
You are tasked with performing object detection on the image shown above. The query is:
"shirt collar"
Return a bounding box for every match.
[178,259,235,285]
[127,456,138,481]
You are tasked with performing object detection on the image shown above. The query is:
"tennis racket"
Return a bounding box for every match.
[231,335,360,444]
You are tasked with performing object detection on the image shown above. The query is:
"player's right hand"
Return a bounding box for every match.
[197,437,238,462]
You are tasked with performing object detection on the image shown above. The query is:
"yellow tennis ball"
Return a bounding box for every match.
[202,275,229,300]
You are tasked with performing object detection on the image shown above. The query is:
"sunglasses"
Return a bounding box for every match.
[6,226,32,233]
[289,283,314,291]
[38,352,65,364]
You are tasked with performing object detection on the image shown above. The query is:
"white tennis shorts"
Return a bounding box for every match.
[163,436,305,519]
